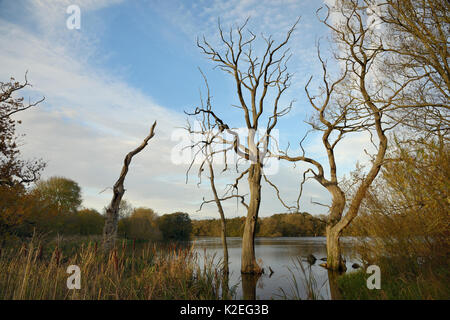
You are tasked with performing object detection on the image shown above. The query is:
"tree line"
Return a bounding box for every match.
[0,174,192,242]
[0,173,326,241]
[192,212,327,238]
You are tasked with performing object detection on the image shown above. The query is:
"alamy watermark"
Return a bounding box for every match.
[366,265,381,290]
[66,265,81,289]
[66,5,81,30]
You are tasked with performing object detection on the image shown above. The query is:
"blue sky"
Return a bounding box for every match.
[0,0,374,218]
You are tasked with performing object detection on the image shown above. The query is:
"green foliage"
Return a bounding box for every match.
[32,176,82,214]
[118,207,162,241]
[65,209,105,235]
[191,213,326,237]
[158,212,192,241]
[258,213,326,237]
[192,217,245,237]
[338,264,450,300]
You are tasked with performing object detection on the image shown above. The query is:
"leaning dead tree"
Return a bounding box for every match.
[187,18,299,274]
[276,1,421,271]
[103,121,157,252]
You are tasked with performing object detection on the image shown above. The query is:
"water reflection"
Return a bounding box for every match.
[192,237,357,300]
[241,273,261,300]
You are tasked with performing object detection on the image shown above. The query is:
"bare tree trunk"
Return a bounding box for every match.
[103,122,156,252]
[219,217,229,275]
[221,270,230,300]
[207,160,229,275]
[326,225,346,272]
[327,270,343,300]
[241,163,263,274]
[325,187,347,271]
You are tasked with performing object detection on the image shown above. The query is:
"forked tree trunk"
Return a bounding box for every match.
[241,163,263,274]
[324,118,387,271]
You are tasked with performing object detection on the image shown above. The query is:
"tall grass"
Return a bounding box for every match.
[0,237,226,300]
[277,257,327,300]
[337,264,450,300]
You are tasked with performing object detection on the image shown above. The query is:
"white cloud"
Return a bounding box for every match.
[0,0,355,219]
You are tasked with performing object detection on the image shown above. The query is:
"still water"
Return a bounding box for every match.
[191,237,358,300]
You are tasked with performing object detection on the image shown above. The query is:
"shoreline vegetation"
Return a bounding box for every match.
[0,160,448,300]
[1,233,448,300]
[0,235,227,300]
[0,174,448,300]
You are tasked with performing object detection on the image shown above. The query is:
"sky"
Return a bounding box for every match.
[0,0,375,219]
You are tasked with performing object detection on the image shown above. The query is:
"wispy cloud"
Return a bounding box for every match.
[1,0,375,218]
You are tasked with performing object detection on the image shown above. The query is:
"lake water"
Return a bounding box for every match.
[191,237,359,300]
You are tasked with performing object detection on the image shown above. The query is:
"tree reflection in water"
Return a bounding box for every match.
[241,273,262,300]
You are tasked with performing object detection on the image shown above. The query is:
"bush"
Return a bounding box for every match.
[344,138,450,299]
[158,212,192,241]
[119,207,162,241]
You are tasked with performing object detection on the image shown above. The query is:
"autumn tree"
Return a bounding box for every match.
[0,74,45,187]
[118,207,161,241]
[32,176,82,214]
[188,19,299,274]
[0,74,45,236]
[367,0,449,138]
[118,199,134,220]
[343,0,450,272]
[347,138,449,264]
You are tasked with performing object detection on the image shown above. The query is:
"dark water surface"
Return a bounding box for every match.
[191,237,359,300]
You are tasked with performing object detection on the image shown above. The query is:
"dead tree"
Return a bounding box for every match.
[276,2,421,271]
[187,18,299,274]
[103,121,157,252]
[185,72,248,278]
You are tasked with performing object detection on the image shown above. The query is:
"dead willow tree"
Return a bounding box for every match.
[277,1,422,271]
[187,18,299,274]
[103,121,157,252]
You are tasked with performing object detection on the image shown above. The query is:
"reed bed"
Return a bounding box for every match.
[277,257,326,300]
[0,238,224,300]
